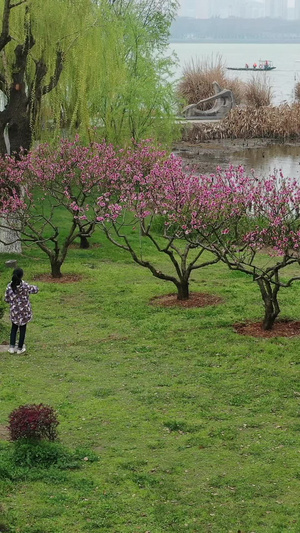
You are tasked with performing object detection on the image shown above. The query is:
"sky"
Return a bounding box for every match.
[177,0,295,15]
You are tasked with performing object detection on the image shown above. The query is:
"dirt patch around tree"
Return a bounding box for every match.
[33,273,83,283]
[0,424,9,441]
[150,292,224,308]
[234,320,300,338]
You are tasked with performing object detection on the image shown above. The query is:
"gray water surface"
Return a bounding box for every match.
[169,42,300,105]
[231,143,300,178]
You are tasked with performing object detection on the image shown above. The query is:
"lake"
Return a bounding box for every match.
[169,42,300,105]
[169,42,300,177]
[231,143,300,178]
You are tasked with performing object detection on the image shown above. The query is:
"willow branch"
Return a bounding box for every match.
[42,49,64,95]
[0,0,12,52]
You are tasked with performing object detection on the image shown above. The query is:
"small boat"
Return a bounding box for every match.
[227,60,276,71]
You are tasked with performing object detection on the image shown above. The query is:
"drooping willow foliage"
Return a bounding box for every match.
[0,0,179,150]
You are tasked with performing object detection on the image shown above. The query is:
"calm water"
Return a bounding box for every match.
[169,43,300,176]
[232,144,300,178]
[169,42,300,105]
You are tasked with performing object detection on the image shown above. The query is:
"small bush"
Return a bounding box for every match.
[8,403,59,442]
[0,441,98,478]
[12,440,75,468]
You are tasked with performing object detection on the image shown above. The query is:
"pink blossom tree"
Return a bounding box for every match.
[0,156,27,215]
[0,155,29,253]
[96,142,219,300]
[183,166,300,330]
[0,137,120,278]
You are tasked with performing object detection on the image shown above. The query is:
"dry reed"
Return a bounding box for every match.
[295,81,300,102]
[244,75,273,107]
[177,54,245,108]
[184,104,300,142]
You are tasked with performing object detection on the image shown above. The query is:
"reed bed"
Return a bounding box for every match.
[244,75,273,107]
[295,81,300,102]
[177,55,245,108]
[184,104,300,142]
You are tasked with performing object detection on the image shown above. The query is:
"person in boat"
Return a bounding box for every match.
[245,63,249,69]
[253,63,257,69]
[264,60,269,70]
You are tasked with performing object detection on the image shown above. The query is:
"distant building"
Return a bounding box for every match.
[178,0,288,20]
[178,0,201,17]
[208,0,246,18]
[195,0,210,18]
[265,0,288,18]
[197,0,271,19]
[208,0,229,18]
[241,1,264,18]
[295,0,300,19]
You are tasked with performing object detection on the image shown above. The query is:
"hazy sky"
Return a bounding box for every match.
[177,0,295,14]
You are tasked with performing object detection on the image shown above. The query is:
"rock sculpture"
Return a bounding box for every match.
[182,81,235,120]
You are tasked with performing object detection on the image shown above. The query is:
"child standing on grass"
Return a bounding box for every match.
[4,268,39,355]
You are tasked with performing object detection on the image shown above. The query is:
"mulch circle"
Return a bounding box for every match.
[234,320,300,338]
[150,292,224,308]
[33,273,83,283]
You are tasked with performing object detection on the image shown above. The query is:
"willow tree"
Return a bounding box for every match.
[0,0,178,251]
[0,0,179,157]
[54,0,180,146]
[0,0,94,154]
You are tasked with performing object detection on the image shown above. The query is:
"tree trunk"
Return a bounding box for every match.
[176,280,189,300]
[0,217,22,255]
[50,259,63,278]
[79,235,90,249]
[0,214,22,253]
[0,93,32,254]
[0,94,32,156]
[7,114,32,156]
[257,279,280,331]
[262,302,279,331]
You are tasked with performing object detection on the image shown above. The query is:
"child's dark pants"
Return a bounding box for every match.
[10,323,27,349]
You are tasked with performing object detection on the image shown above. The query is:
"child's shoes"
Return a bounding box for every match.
[16,345,26,355]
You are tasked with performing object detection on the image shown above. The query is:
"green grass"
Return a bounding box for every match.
[1,229,300,532]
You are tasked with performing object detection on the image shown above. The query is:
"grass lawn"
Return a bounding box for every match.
[1,228,300,532]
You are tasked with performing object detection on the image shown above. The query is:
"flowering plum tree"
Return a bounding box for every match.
[0,137,120,277]
[184,167,300,330]
[97,142,219,300]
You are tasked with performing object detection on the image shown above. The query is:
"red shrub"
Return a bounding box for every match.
[8,403,59,442]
